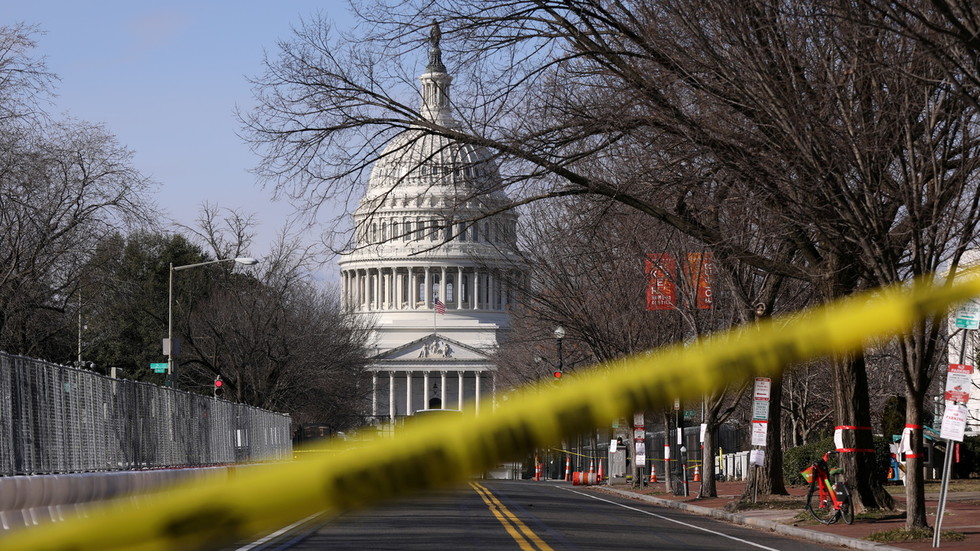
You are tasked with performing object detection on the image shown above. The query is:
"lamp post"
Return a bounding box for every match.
[554,326,565,374]
[553,325,566,472]
[166,256,258,388]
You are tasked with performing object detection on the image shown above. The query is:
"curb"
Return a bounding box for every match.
[597,487,908,551]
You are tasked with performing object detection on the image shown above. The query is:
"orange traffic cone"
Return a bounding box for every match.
[597,459,605,482]
[693,465,701,482]
[650,463,658,483]
[589,459,595,476]
[564,455,571,482]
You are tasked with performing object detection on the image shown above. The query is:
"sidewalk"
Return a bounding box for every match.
[593,479,980,551]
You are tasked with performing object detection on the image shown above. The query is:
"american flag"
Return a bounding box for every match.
[434,298,446,314]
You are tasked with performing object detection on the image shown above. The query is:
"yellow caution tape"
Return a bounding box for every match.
[3,273,978,550]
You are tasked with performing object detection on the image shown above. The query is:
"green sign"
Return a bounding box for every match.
[954,301,980,330]
[150,362,168,373]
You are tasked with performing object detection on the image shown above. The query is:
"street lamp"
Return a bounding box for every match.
[166,256,259,388]
[554,326,565,375]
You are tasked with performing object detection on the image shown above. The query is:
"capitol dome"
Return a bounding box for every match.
[363,129,504,204]
[338,23,524,425]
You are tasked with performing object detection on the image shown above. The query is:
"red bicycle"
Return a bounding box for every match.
[802,450,854,525]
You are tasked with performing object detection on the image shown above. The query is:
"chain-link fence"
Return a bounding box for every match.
[0,352,292,476]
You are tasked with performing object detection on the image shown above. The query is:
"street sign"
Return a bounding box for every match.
[940,403,969,442]
[751,420,768,446]
[954,300,980,329]
[150,362,168,373]
[752,377,771,426]
[944,364,974,403]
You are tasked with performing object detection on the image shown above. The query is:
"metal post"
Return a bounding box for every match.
[933,328,969,548]
[167,262,174,387]
[933,439,956,548]
[77,292,83,365]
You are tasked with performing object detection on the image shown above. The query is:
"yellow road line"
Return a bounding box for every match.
[469,482,554,551]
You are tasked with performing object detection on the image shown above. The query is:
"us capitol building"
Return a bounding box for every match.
[338,25,523,425]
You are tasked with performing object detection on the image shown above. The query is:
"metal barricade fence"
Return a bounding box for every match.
[0,352,292,476]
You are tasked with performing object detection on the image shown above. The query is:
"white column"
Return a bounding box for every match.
[440,371,447,409]
[457,266,464,308]
[457,370,465,410]
[349,270,355,309]
[373,269,381,310]
[358,270,365,309]
[485,271,493,310]
[341,271,347,310]
[385,269,392,309]
[440,266,447,304]
[475,371,482,414]
[491,272,498,310]
[388,372,396,421]
[395,268,403,310]
[472,270,480,310]
[423,371,430,410]
[408,269,415,309]
[372,373,378,417]
[406,371,413,415]
[424,267,431,308]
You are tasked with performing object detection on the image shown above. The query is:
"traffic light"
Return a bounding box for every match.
[553,370,563,379]
[213,375,223,398]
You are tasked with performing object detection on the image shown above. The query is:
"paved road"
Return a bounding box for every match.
[239,480,840,550]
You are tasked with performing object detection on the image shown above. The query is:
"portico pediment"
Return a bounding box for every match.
[376,334,487,361]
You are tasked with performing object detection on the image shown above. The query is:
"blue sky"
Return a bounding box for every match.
[4,1,355,274]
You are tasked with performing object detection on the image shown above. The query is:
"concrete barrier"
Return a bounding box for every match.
[0,466,253,533]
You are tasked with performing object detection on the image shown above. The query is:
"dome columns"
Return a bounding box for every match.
[341,265,519,312]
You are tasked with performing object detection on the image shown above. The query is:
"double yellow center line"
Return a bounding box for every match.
[469,482,554,551]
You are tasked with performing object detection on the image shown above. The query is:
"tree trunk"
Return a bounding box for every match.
[833,351,896,511]
[700,422,717,498]
[741,374,788,500]
[904,395,929,528]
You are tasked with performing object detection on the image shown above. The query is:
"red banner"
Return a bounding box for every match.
[645,253,676,310]
[684,252,714,309]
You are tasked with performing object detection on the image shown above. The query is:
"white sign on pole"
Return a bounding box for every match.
[749,449,766,466]
[944,364,975,403]
[940,403,969,442]
[636,441,646,464]
[753,378,772,400]
[610,439,618,453]
[954,300,980,329]
[752,400,770,420]
[699,423,707,443]
[634,413,645,427]
[751,421,768,446]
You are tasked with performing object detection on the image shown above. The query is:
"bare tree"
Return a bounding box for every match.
[0,118,155,357]
[0,24,156,360]
[0,24,54,126]
[244,1,980,520]
[181,208,373,428]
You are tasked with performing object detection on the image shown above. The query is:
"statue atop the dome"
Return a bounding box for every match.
[426,20,447,73]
